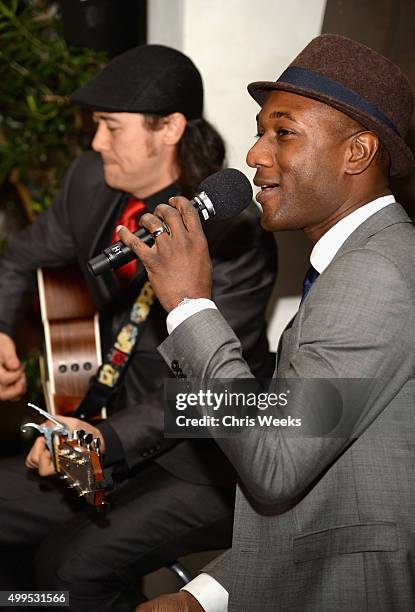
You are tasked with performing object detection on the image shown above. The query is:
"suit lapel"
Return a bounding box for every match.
[274,311,303,376]
[86,187,124,262]
[276,204,412,375]
[78,179,124,301]
[331,203,412,265]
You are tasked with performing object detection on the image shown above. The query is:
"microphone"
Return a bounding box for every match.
[88,168,253,276]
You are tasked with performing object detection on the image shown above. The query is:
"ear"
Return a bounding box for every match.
[344,131,379,175]
[162,112,187,146]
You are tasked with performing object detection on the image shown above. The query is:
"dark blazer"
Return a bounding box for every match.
[160,203,415,609]
[0,150,277,486]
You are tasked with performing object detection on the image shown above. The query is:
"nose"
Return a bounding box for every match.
[246,136,273,169]
[91,122,109,153]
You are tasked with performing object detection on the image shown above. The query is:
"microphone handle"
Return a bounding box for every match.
[87,191,213,276]
[88,227,153,276]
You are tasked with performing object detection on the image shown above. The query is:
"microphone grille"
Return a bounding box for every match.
[199,168,253,219]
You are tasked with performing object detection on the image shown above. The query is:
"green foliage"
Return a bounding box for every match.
[0,0,107,212]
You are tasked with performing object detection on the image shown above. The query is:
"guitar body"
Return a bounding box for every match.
[37,266,104,418]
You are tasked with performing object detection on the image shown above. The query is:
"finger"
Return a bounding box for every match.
[26,437,47,469]
[153,203,189,237]
[45,415,76,430]
[38,448,55,477]
[117,225,157,267]
[0,375,27,401]
[0,334,21,370]
[0,365,24,386]
[138,212,170,234]
[168,196,203,232]
[44,417,65,429]
[3,353,21,371]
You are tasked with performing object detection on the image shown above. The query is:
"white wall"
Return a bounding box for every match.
[147,0,184,50]
[148,0,326,349]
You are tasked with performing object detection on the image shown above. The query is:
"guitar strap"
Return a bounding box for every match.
[75,280,156,420]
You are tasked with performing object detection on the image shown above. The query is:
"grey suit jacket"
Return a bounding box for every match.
[159,203,415,611]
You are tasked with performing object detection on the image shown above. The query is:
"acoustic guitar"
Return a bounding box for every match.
[13,176,110,506]
[37,265,105,419]
[29,265,110,506]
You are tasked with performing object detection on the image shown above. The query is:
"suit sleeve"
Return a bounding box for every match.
[0,159,79,336]
[201,549,234,595]
[99,214,277,469]
[158,248,414,505]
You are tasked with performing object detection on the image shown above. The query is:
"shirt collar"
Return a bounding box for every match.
[310,195,396,273]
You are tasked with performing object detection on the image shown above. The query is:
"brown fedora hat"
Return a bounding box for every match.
[248,34,414,177]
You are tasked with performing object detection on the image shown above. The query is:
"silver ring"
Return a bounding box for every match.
[152,222,171,240]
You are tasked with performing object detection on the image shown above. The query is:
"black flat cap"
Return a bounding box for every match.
[70,44,203,120]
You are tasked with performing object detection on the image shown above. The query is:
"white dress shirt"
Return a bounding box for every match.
[168,194,396,611]
[310,195,396,273]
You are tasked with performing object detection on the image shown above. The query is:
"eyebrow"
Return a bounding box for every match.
[256,111,298,123]
[93,113,120,123]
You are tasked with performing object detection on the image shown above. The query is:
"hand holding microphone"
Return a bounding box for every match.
[89,168,253,312]
[88,168,253,275]
[118,194,213,312]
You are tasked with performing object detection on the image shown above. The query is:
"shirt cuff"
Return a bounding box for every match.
[181,573,228,612]
[166,299,217,334]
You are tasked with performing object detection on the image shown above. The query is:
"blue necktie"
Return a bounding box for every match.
[301,265,320,304]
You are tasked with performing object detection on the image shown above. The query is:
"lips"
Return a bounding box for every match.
[254,178,280,190]
[254,181,280,205]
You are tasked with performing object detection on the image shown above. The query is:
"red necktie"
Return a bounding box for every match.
[112,197,146,285]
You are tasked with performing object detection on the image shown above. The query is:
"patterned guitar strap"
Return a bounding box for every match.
[75,280,155,420]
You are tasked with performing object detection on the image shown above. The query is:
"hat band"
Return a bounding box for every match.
[278,66,401,137]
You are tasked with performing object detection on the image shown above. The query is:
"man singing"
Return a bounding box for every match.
[119,35,415,611]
